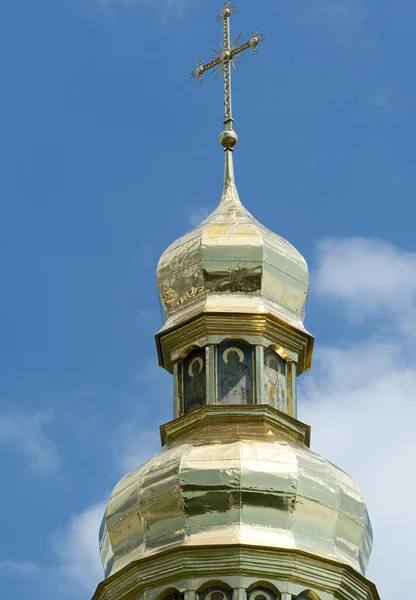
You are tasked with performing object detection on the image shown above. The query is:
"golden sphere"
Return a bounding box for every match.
[220,130,239,149]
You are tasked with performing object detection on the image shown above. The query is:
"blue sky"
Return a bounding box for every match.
[0,0,415,598]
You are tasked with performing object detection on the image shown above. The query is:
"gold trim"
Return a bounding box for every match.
[156,312,314,376]
[160,404,311,448]
[92,544,380,600]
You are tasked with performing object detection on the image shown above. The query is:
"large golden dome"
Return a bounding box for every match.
[100,408,372,580]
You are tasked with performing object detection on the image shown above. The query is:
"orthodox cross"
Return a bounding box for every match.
[191,1,265,150]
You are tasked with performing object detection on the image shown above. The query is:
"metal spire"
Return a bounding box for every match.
[191,1,265,159]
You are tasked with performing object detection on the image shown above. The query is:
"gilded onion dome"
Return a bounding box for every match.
[100,408,373,580]
[157,152,310,336]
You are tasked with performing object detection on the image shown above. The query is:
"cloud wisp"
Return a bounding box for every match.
[50,501,106,596]
[301,236,416,599]
[0,560,41,576]
[0,408,61,473]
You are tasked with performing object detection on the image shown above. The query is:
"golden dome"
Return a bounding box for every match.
[100,408,372,580]
[157,154,309,336]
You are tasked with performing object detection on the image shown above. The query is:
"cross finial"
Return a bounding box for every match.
[191,1,265,152]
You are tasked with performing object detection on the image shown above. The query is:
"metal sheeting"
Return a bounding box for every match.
[101,436,372,579]
[156,179,309,334]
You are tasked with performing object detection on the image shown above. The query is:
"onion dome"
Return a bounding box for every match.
[100,408,373,580]
[157,152,310,336]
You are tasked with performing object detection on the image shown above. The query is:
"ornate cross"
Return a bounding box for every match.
[191,1,265,150]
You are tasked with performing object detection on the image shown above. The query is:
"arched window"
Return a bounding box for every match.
[248,585,280,600]
[294,590,321,600]
[163,593,184,600]
[217,341,254,405]
[199,586,233,600]
[264,349,288,413]
[183,348,206,413]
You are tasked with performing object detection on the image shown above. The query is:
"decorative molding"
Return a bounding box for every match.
[156,313,314,376]
[160,405,311,448]
[91,546,380,600]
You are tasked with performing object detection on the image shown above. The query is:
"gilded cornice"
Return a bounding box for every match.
[156,312,314,376]
[91,546,380,600]
[160,405,311,448]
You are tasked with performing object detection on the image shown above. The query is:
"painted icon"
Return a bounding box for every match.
[218,342,253,405]
[183,349,206,413]
[264,349,287,413]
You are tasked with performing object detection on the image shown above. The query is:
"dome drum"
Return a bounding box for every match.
[174,342,296,418]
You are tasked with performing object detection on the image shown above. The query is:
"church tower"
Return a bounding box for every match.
[93,4,380,600]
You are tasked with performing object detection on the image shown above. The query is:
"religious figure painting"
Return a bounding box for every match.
[264,350,288,413]
[183,349,206,413]
[218,342,253,405]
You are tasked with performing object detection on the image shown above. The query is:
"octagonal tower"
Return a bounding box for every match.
[92,4,380,600]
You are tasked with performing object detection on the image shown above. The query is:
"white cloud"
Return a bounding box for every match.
[299,236,416,599]
[51,501,106,596]
[0,560,40,576]
[314,237,416,331]
[0,503,105,598]
[0,409,61,473]
[0,420,160,598]
[47,422,161,597]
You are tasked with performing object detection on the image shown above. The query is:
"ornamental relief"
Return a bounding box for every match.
[160,268,205,313]
[204,264,262,293]
[160,264,263,314]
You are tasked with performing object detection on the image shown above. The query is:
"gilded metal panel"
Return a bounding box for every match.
[101,414,372,579]
[156,163,310,337]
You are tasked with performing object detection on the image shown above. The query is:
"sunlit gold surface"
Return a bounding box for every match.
[156,311,313,376]
[157,161,310,338]
[100,408,372,580]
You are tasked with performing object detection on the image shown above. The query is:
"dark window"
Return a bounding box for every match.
[218,341,253,405]
[293,591,321,600]
[248,586,280,600]
[199,587,232,600]
[183,349,206,413]
[164,593,184,600]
